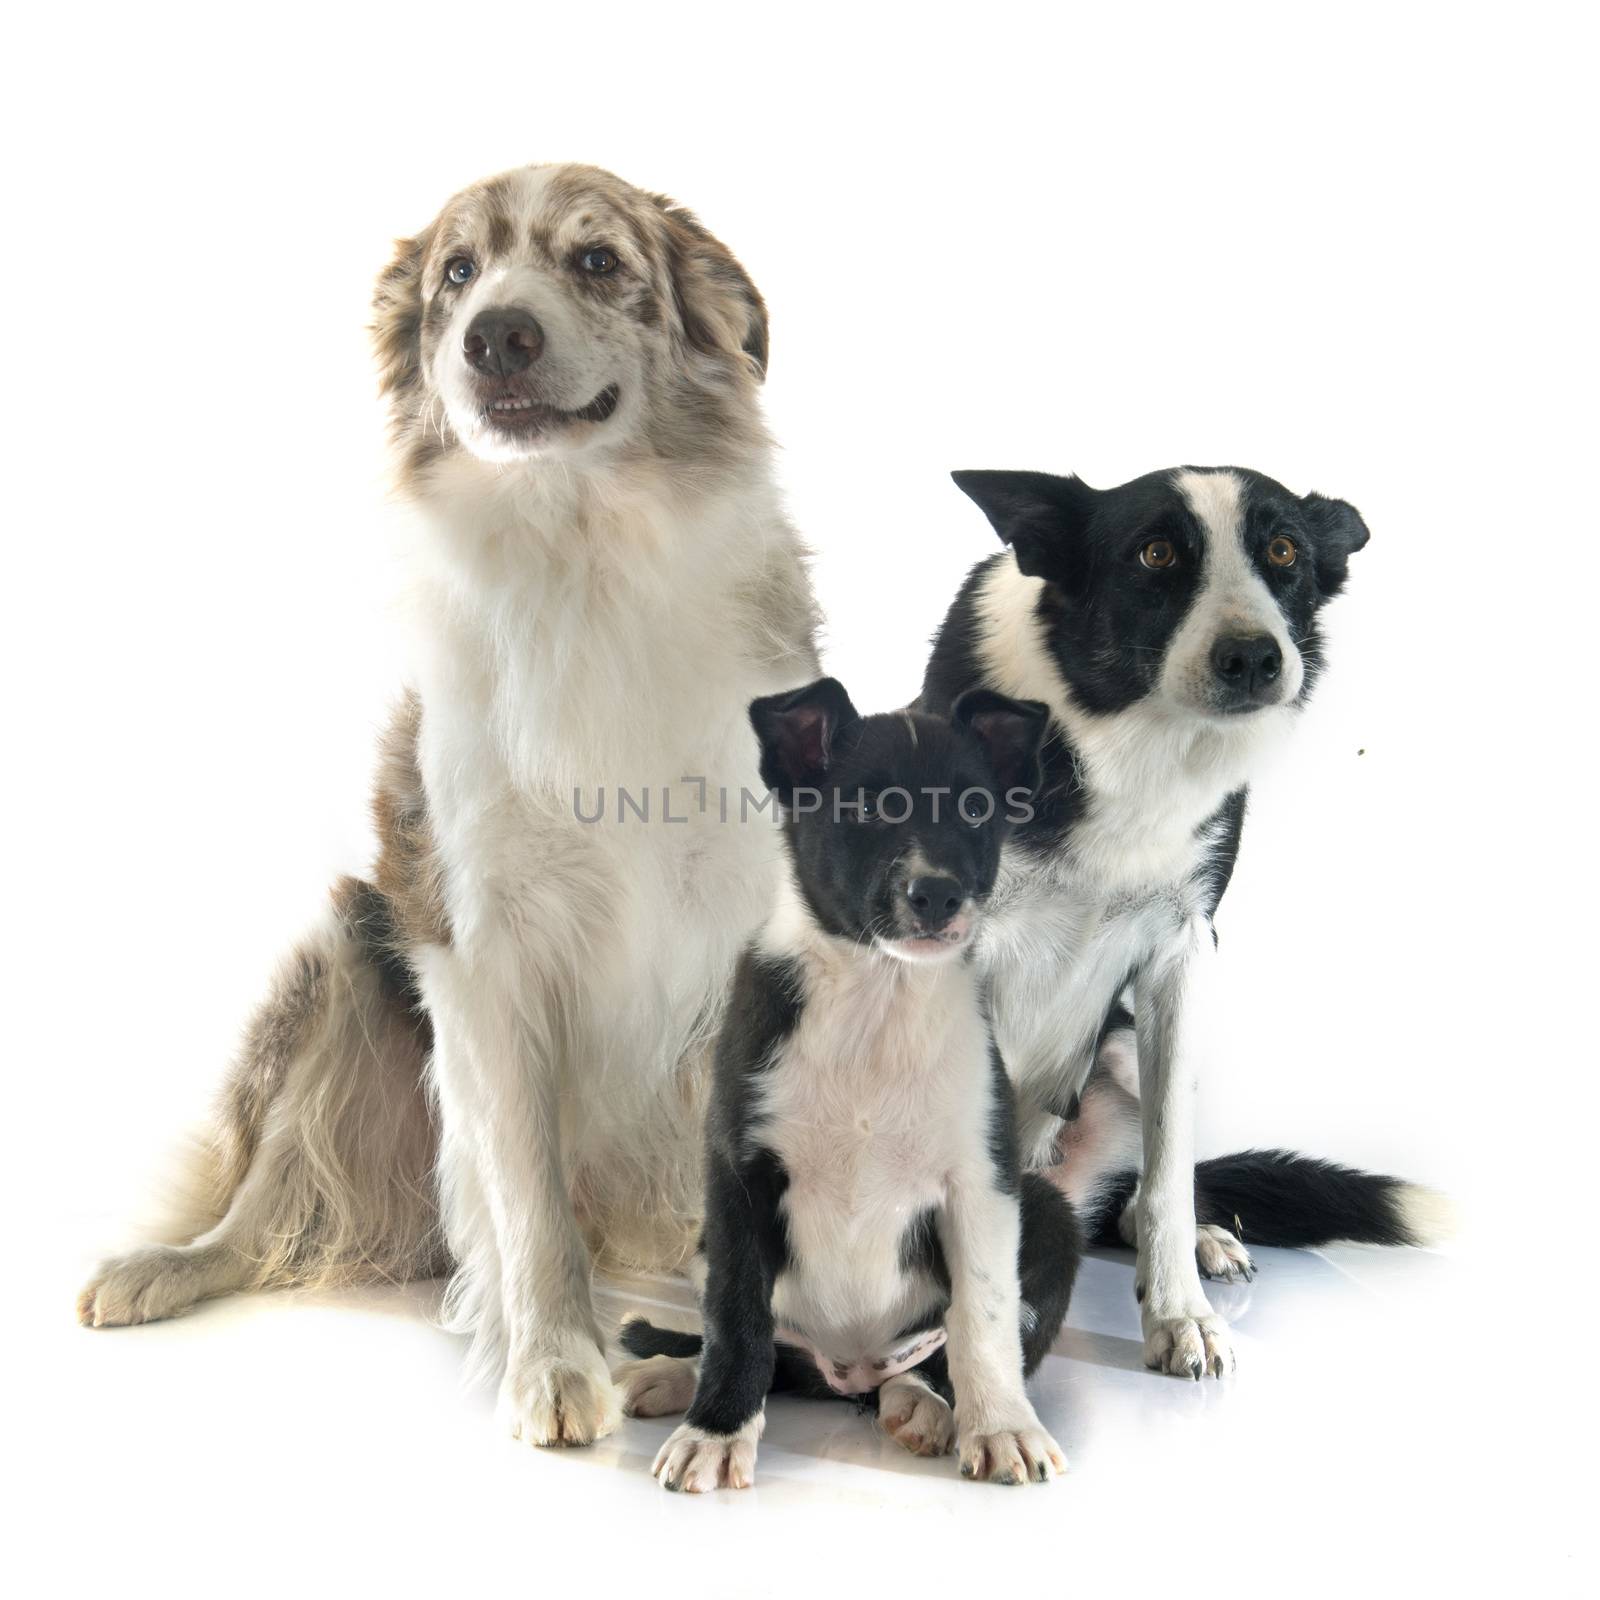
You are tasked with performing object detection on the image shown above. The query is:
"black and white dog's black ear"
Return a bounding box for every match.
[1301,492,1371,597]
[951,470,1098,594]
[749,678,861,801]
[953,689,1051,801]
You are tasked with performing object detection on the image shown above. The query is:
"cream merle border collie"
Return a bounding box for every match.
[77,162,821,1447]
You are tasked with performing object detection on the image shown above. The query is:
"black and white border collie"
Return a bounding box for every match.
[617,681,1081,1491]
[920,466,1453,1379]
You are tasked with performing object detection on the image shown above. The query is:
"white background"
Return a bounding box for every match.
[5,3,1595,1594]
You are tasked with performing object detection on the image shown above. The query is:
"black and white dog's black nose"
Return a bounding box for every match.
[906,875,964,930]
[1210,634,1283,701]
[463,307,545,376]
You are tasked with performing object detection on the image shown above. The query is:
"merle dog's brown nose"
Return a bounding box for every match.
[463,308,544,376]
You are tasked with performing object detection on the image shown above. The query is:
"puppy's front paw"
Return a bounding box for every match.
[652,1416,763,1493]
[613,1353,698,1419]
[957,1414,1066,1484]
[878,1373,955,1457]
[1142,1311,1234,1379]
[499,1340,621,1447]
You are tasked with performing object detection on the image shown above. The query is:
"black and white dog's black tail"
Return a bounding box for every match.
[618,1316,705,1360]
[1095,1149,1456,1250]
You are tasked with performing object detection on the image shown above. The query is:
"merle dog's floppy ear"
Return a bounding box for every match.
[749,678,861,800]
[953,689,1050,801]
[1300,492,1371,596]
[371,226,435,403]
[654,196,770,380]
[951,470,1097,594]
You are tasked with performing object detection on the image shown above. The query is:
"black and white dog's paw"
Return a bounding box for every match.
[652,1416,764,1493]
[1141,1310,1235,1380]
[613,1353,698,1418]
[1118,1200,1255,1283]
[1195,1222,1254,1283]
[956,1411,1066,1484]
[878,1372,955,1457]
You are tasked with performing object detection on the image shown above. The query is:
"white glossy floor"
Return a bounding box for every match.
[24,1231,1581,1598]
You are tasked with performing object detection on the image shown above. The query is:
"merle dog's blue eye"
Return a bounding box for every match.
[446,257,475,285]
[580,247,619,275]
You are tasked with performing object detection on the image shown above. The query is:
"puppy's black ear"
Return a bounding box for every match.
[953,689,1050,801]
[951,470,1098,594]
[749,678,861,801]
[1301,492,1371,597]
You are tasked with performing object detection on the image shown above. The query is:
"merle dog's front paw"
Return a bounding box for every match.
[652,1416,764,1492]
[499,1339,622,1446]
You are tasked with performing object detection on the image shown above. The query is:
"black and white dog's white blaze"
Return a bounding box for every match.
[617,681,1082,1493]
[918,465,1450,1382]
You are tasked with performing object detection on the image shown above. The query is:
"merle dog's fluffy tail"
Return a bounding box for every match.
[618,1315,704,1360]
[1094,1149,1456,1250]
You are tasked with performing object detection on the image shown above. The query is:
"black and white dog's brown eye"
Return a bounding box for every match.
[960,792,990,825]
[445,257,475,286]
[1139,538,1178,571]
[579,246,619,274]
[1267,535,1298,567]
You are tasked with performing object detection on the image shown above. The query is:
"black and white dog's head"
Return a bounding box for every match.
[952,467,1370,719]
[749,679,1048,965]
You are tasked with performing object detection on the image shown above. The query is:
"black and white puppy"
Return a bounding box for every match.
[920,466,1446,1380]
[616,680,1081,1492]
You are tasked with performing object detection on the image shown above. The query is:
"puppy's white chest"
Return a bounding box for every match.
[758,959,988,1352]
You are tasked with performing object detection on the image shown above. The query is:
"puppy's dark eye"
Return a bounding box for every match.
[579,247,619,275]
[960,792,990,825]
[855,794,879,823]
[1267,535,1297,567]
[1139,539,1178,571]
[445,257,475,286]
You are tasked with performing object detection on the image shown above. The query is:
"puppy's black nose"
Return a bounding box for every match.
[462,307,545,376]
[906,876,964,929]
[1210,634,1282,697]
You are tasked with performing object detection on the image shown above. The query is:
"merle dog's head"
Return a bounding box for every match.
[371,163,769,489]
[749,679,1048,965]
[954,467,1370,718]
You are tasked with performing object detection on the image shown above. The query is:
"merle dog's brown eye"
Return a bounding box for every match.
[1267,535,1297,567]
[580,247,618,275]
[445,257,475,286]
[1140,539,1178,570]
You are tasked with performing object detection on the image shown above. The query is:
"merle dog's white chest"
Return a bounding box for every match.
[757,957,990,1361]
